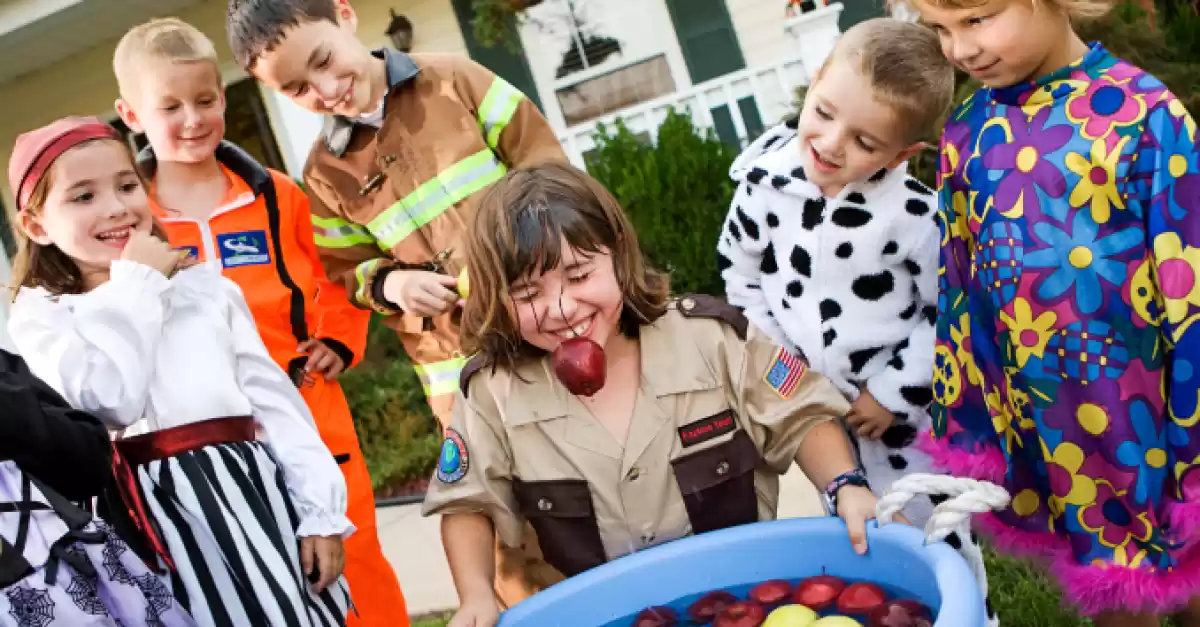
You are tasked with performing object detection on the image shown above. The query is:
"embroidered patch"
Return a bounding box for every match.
[763,346,806,399]
[216,230,270,268]
[436,428,469,484]
[177,245,200,260]
[678,410,737,447]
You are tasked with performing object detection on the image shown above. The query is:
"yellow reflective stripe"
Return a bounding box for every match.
[413,356,469,397]
[367,149,507,250]
[477,76,524,149]
[313,215,375,248]
[353,259,383,306]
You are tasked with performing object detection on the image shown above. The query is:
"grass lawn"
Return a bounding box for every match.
[409,547,1183,626]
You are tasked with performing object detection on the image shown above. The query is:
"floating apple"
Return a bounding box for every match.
[456,267,470,300]
[687,590,739,624]
[714,601,766,627]
[551,336,606,396]
[837,583,888,615]
[793,575,846,611]
[632,605,679,627]
[812,617,863,627]
[867,600,932,627]
[763,604,818,627]
[750,580,793,608]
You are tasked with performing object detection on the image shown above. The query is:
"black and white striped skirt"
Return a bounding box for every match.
[133,441,351,627]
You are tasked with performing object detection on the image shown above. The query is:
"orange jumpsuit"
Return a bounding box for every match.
[147,142,409,627]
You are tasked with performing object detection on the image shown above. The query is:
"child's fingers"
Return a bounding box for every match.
[846,514,868,555]
[299,537,315,577]
[308,350,340,374]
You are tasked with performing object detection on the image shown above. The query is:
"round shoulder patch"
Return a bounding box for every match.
[436,428,470,484]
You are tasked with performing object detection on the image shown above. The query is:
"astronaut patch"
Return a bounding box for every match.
[436,428,469,484]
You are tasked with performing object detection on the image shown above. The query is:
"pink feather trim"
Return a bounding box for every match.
[1163,498,1200,545]
[916,431,1007,483]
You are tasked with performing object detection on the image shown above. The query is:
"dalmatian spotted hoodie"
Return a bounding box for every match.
[717,121,940,511]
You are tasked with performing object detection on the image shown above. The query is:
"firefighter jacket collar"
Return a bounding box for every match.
[137,140,271,196]
[321,48,421,158]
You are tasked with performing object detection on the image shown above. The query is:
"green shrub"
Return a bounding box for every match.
[585,110,741,297]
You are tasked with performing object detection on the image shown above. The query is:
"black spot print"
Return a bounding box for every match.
[760,242,778,274]
[846,192,867,204]
[906,199,932,216]
[869,168,888,182]
[899,301,918,320]
[802,198,825,230]
[888,353,906,370]
[716,252,733,273]
[747,167,768,184]
[745,185,754,197]
[791,167,807,181]
[849,346,884,374]
[747,284,761,290]
[945,532,963,550]
[787,281,804,298]
[901,385,934,408]
[766,310,775,318]
[785,116,800,129]
[929,494,950,506]
[736,206,760,240]
[888,455,909,470]
[882,424,918,449]
[832,207,872,228]
[728,220,741,241]
[904,259,922,276]
[763,135,781,150]
[852,271,895,301]
[772,175,791,190]
[882,241,899,255]
[836,243,853,258]
[790,246,812,277]
[782,299,791,310]
[905,179,933,195]
[819,299,842,321]
[766,213,779,228]
[922,305,938,325]
[823,328,837,347]
[892,411,909,423]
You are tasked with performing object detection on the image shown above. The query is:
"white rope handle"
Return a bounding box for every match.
[876,474,1010,627]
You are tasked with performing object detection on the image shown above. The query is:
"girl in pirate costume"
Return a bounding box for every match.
[0,347,194,626]
[6,117,354,627]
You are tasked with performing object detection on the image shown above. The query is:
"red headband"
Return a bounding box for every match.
[8,117,122,213]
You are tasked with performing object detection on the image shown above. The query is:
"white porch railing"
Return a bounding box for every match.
[556,57,811,170]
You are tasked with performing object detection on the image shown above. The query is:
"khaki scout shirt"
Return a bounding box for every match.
[303,49,567,398]
[421,295,850,578]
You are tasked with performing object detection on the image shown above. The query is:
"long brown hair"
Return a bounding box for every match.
[460,162,670,371]
[9,138,167,299]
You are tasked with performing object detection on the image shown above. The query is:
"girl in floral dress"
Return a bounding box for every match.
[904,0,1200,624]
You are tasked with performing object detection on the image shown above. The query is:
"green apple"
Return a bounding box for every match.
[457,267,470,300]
[811,617,863,626]
[763,604,818,626]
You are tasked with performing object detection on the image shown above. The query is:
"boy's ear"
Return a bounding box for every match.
[888,141,929,169]
[334,0,359,30]
[114,99,143,134]
[18,211,52,246]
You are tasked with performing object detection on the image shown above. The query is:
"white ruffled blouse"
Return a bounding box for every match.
[8,260,353,539]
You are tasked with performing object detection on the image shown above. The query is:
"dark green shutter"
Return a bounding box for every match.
[665,0,746,84]
[838,0,886,28]
[450,0,544,111]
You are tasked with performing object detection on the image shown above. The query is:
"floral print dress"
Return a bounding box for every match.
[929,43,1200,616]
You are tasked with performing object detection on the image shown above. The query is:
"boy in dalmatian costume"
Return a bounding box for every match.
[718,18,955,527]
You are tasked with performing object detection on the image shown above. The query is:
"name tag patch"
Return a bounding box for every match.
[436,428,470,484]
[679,410,737,447]
[216,230,271,267]
[764,346,806,399]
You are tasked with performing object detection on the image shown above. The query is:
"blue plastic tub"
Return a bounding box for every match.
[497,517,985,626]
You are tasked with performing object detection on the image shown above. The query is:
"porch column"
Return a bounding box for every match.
[784,2,845,80]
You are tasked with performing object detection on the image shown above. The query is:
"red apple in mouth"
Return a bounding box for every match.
[687,590,738,624]
[632,605,679,626]
[867,599,932,627]
[793,575,846,611]
[749,580,792,608]
[551,336,606,396]
[837,582,888,615]
[714,600,766,627]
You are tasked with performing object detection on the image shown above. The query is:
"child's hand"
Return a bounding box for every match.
[836,486,910,555]
[297,339,346,379]
[846,389,895,440]
[383,270,461,317]
[121,231,184,277]
[299,535,346,592]
[447,596,500,627]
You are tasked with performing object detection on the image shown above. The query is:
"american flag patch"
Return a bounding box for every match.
[763,347,806,399]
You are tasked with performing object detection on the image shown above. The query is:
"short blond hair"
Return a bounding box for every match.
[825,18,956,141]
[113,17,221,100]
[895,0,1112,18]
